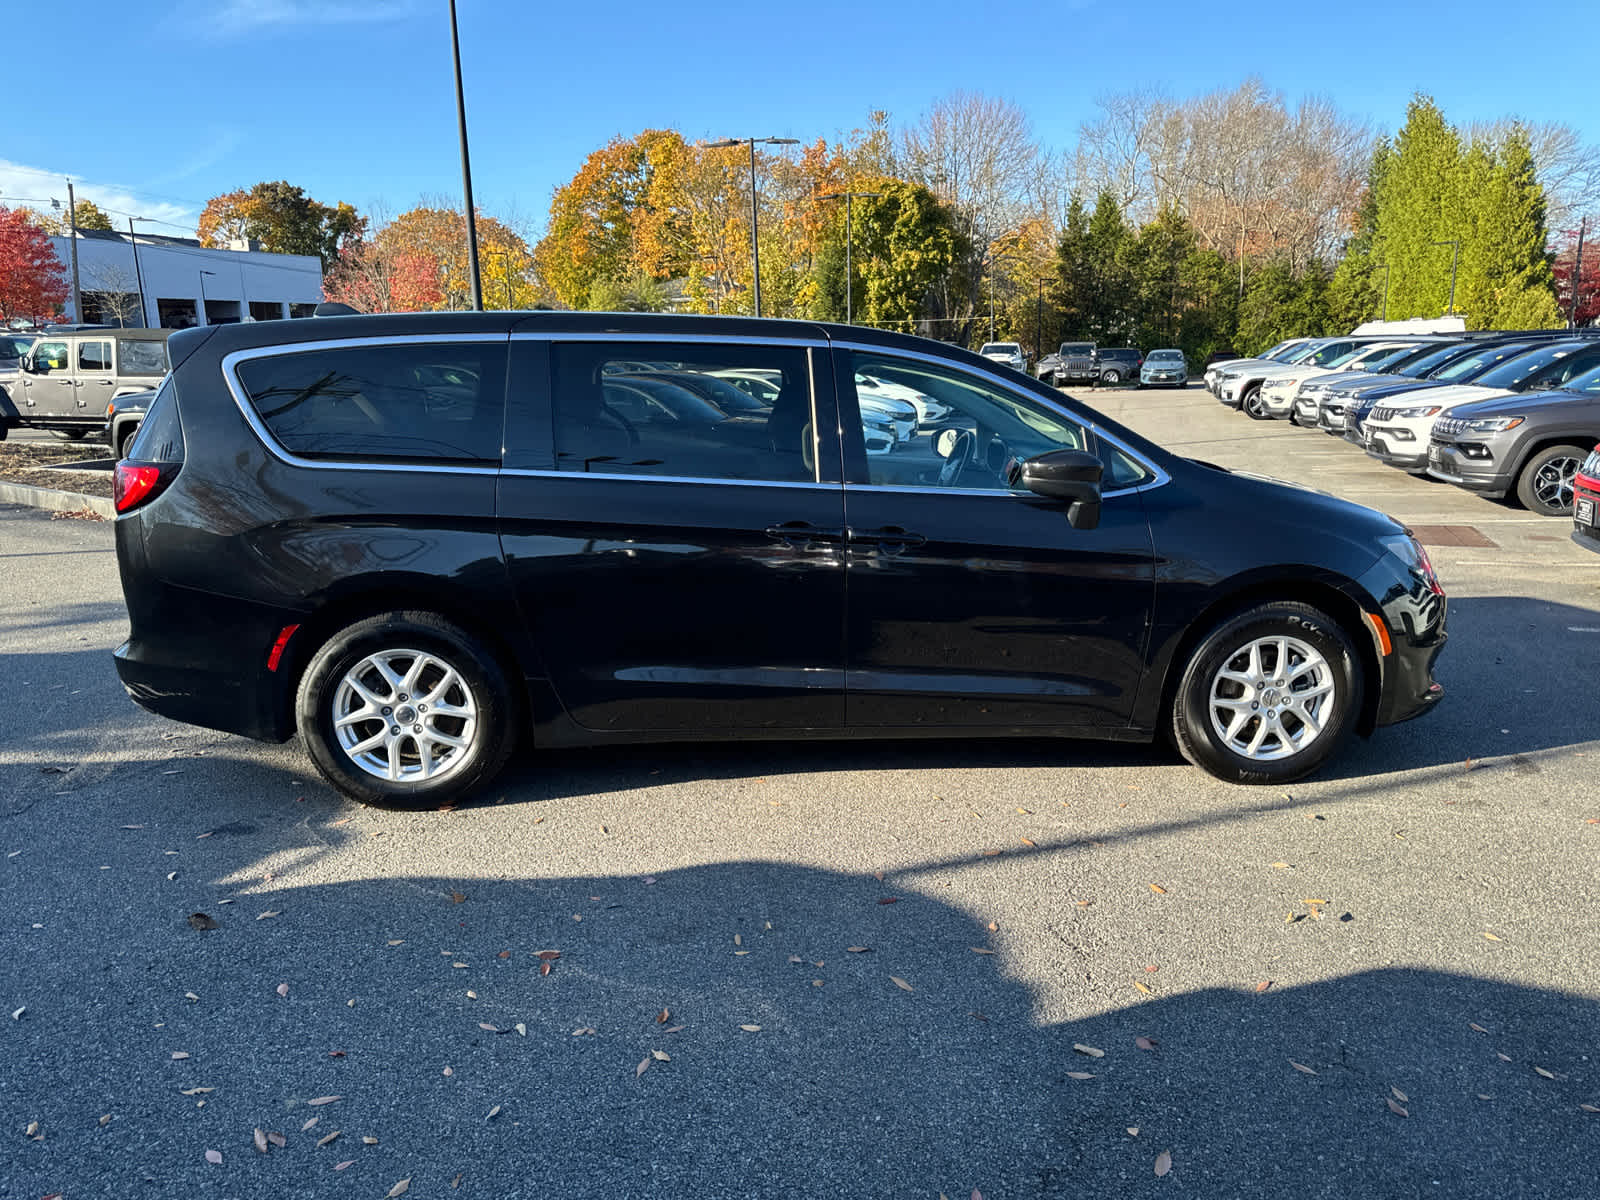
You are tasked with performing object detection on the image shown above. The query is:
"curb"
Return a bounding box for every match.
[0,480,115,519]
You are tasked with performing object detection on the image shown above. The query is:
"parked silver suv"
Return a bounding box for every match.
[1,326,169,442]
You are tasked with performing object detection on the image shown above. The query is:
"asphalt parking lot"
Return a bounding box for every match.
[2,385,1597,1199]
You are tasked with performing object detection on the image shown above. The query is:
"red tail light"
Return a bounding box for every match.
[114,462,177,513]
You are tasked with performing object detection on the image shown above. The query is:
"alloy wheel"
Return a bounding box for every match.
[1532,455,1579,512]
[332,647,479,783]
[1207,635,1335,761]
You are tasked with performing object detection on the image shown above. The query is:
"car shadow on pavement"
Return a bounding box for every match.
[5,830,1594,1200]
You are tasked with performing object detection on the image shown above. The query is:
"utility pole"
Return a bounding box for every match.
[1036,278,1046,365]
[127,218,148,328]
[1570,218,1587,329]
[700,136,801,317]
[65,180,82,323]
[448,0,483,311]
[1430,239,1461,315]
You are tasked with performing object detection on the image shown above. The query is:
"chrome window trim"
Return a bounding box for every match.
[512,330,829,350]
[830,340,1171,495]
[220,335,509,475]
[499,467,839,492]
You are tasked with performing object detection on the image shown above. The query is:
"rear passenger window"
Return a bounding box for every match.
[78,341,112,371]
[551,343,815,482]
[235,342,506,463]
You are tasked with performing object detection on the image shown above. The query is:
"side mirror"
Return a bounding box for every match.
[1011,449,1104,530]
[19,353,34,373]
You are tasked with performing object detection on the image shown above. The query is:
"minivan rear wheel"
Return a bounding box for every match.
[1171,602,1362,784]
[296,611,516,808]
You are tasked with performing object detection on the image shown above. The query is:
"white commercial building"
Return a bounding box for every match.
[50,229,323,328]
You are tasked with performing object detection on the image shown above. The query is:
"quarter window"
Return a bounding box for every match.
[235,342,507,462]
[117,339,169,376]
[551,343,815,482]
[78,340,112,371]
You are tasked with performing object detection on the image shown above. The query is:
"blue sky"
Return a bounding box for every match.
[2,0,1591,240]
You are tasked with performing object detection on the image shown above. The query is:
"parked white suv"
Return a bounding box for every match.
[978,342,1027,373]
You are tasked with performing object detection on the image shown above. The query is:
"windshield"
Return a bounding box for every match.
[1060,343,1093,356]
[1470,343,1581,389]
[1147,350,1183,361]
[1283,341,1330,364]
[0,334,35,359]
[1560,362,1600,394]
[1394,343,1474,377]
[1345,343,1416,370]
[979,344,1020,355]
[1430,342,1537,381]
[1313,345,1371,368]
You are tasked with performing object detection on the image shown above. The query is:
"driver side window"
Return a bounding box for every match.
[845,351,1087,492]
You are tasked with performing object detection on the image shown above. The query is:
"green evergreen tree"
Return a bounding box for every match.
[1329,139,1391,329]
[1052,194,1093,339]
[1084,190,1134,342]
[1375,96,1461,320]
[1457,126,1560,329]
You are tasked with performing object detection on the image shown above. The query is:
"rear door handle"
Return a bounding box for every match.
[852,525,926,547]
[764,521,846,545]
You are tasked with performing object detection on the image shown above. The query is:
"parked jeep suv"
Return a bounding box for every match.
[1,327,169,441]
[1093,347,1142,385]
[113,312,1446,807]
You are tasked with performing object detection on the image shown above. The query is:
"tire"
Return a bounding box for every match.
[115,424,138,460]
[1101,368,1122,385]
[62,428,92,440]
[1171,602,1363,785]
[1513,444,1586,516]
[295,611,518,808]
[1242,385,1269,420]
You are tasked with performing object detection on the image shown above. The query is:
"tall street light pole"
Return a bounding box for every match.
[62,181,82,323]
[127,218,149,328]
[701,136,800,317]
[199,270,216,327]
[1035,278,1048,365]
[818,190,880,324]
[1372,263,1390,321]
[1429,239,1461,315]
[448,0,483,312]
[1569,218,1587,329]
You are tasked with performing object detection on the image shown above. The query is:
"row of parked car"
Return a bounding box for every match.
[1203,330,1600,549]
[975,342,1196,389]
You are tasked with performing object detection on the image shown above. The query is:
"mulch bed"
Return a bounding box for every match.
[0,440,115,499]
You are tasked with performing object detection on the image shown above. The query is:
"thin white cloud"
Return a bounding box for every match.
[0,161,196,236]
[208,0,419,37]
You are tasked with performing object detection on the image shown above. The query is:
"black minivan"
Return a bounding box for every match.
[112,312,1447,807]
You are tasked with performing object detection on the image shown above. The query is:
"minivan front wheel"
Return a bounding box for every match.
[296,611,516,808]
[1171,603,1362,784]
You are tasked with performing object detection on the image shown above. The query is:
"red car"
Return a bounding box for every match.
[1574,443,1600,552]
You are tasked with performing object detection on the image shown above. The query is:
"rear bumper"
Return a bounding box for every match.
[114,639,290,742]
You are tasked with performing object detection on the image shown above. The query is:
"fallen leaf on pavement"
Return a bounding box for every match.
[1387,1098,1409,1117]
[1469,1022,1489,1033]
[276,983,289,998]
[1254,980,1273,993]
[970,947,996,955]
[1135,1036,1157,1050]
[478,1023,504,1034]
[890,976,914,992]
[1134,981,1153,996]
[334,1160,355,1171]
[987,921,999,932]
[540,962,551,977]
[1392,1086,1409,1102]
[1127,1126,1139,1136]
[740,1024,762,1032]
[1148,884,1167,895]
[1155,1150,1172,1176]
[253,1128,268,1153]
[1498,1053,1513,1062]
[486,1105,501,1121]
[1579,1104,1600,1114]
[302,1117,319,1131]
[1482,932,1502,942]
[387,1181,411,1198]
[317,1130,340,1147]
[363,1136,379,1144]
[267,1131,286,1148]
[1534,1067,1558,1080]
[257,911,280,921]
[651,1050,670,1062]
[1065,1071,1096,1080]
[536,950,561,961]
[636,1058,650,1078]
[657,1008,671,1024]
[878,897,899,905]
[1289,1061,1318,1075]
[205,1150,222,1165]
[181,1087,214,1096]
[515,1023,526,1036]
[847,946,871,953]
[451,892,466,904]
[663,1025,684,1033]
[171,1051,191,1060]
[307,1096,342,1106]
[1072,1043,1105,1057]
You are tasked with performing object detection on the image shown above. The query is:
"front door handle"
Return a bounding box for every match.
[764,521,847,545]
[852,525,927,547]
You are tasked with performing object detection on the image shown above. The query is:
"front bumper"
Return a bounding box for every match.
[1140,371,1185,385]
[1356,555,1449,729]
[1361,424,1429,472]
[1424,439,1513,498]
[1259,385,1297,416]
